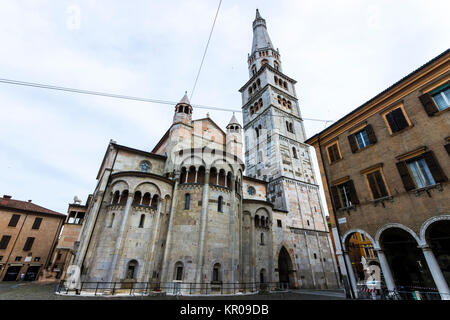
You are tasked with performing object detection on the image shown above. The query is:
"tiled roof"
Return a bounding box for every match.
[0,196,65,218]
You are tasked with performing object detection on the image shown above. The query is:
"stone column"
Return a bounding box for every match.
[343,251,358,298]
[195,169,210,284]
[107,192,134,283]
[250,215,255,283]
[160,174,179,284]
[375,248,396,292]
[228,174,236,284]
[143,200,163,282]
[419,245,450,300]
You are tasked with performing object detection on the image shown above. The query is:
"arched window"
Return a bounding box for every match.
[218,169,226,186]
[260,269,266,283]
[289,123,294,133]
[132,191,142,206]
[187,166,196,183]
[174,262,184,280]
[255,127,260,138]
[218,196,223,212]
[284,81,288,90]
[251,65,256,75]
[197,166,206,184]
[274,61,279,70]
[250,106,254,115]
[151,194,159,210]
[108,213,115,228]
[180,167,187,184]
[209,167,218,185]
[112,191,120,204]
[226,172,232,188]
[261,233,264,244]
[292,147,298,159]
[184,193,190,210]
[277,95,281,104]
[256,79,261,87]
[139,214,145,228]
[212,263,221,282]
[119,190,128,205]
[142,193,151,206]
[255,215,260,227]
[140,161,151,172]
[287,101,292,109]
[126,260,138,279]
[274,76,278,84]
[286,121,289,132]
[261,59,268,66]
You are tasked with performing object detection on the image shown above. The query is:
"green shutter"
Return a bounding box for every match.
[423,151,448,183]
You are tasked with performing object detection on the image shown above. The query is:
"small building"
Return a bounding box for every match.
[49,196,91,280]
[306,49,450,299]
[0,195,65,281]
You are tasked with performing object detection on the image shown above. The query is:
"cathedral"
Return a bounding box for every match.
[71,10,339,292]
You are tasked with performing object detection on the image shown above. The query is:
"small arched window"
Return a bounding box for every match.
[255,215,260,227]
[142,193,151,206]
[126,260,138,279]
[218,196,223,212]
[256,79,261,87]
[185,193,190,210]
[140,161,151,172]
[174,262,184,280]
[108,213,115,228]
[251,65,256,75]
[213,263,221,282]
[119,190,128,205]
[261,233,264,245]
[139,214,145,228]
[261,59,268,66]
[274,61,279,70]
[293,147,298,159]
[289,123,294,133]
[112,191,120,205]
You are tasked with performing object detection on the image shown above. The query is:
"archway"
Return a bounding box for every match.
[344,231,377,284]
[380,227,435,290]
[426,220,450,286]
[278,247,295,288]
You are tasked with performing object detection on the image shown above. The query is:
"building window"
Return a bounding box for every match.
[8,214,20,227]
[383,106,411,134]
[326,142,342,164]
[0,235,12,250]
[292,147,298,159]
[396,150,447,191]
[366,169,389,199]
[15,256,22,261]
[56,253,62,261]
[174,262,184,280]
[277,219,282,228]
[331,180,359,209]
[431,83,450,111]
[0,256,3,261]
[260,233,264,245]
[184,194,190,210]
[126,260,138,279]
[212,263,221,282]
[247,186,256,195]
[32,217,42,230]
[348,125,377,152]
[251,64,256,75]
[407,158,436,189]
[139,214,145,228]
[34,257,40,262]
[23,237,35,251]
[218,196,223,212]
[140,161,151,172]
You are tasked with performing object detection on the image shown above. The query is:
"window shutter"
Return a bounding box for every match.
[330,186,341,210]
[386,112,399,132]
[367,173,381,199]
[347,134,358,153]
[0,235,12,249]
[392,108,409,131]
[328,146,336,163]
[32,217,42,230]
[445,143,450,157]
[396,161,416,191]
[8,214,20,227]
[423,151,448,183]
[347,180,359,205]
[23,237,35,251]
[419,93,439,116]
[333,145,341,161]
[365,124,377,144]
[374,171,388,197]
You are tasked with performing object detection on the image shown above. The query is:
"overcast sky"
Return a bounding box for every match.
[0,0,449,214]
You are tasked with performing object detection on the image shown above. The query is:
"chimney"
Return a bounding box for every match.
[28,200,32,203]
[3,195,12,199]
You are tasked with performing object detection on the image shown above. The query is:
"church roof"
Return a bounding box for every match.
[251,9,274,54]
[178,92,190,105]
[227,113,241,127]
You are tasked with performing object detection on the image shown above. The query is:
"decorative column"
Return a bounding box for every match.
[195,169,210,284]
[419,245,450,300]
[228,174,236,284]
[143,200,163,282]
[375,248,396,292]
[160,173,179,284]
[107,192,134,283]
[343,250,359,298]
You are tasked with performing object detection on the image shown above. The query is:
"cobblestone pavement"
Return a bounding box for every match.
[0,282,346,300]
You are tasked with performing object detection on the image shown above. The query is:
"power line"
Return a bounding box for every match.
[190,0,222,102]
[0,77,334,123]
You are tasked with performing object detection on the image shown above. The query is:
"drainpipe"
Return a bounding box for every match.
[317,133,356,299]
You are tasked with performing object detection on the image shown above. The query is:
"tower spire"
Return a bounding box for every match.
[251,9,274,55]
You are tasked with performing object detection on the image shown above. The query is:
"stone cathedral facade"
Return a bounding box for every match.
[71,10,339,291]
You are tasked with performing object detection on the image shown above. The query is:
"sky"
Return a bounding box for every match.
[0,0,449,214]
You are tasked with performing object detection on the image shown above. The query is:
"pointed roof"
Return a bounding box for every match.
[179,91,190,105]
[251,9,274,54]
[227,112,241,127]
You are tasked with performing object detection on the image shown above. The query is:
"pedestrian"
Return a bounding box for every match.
[19,273,25,282]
